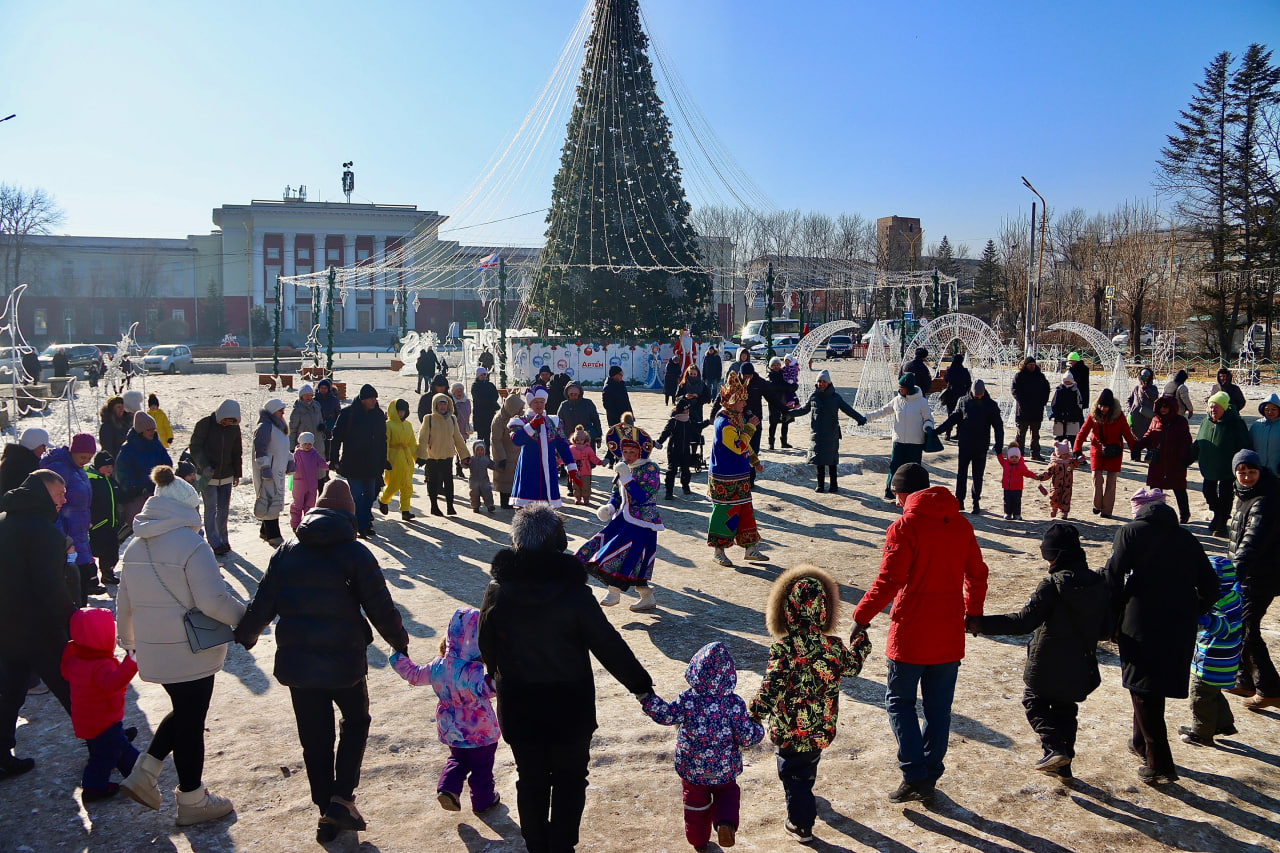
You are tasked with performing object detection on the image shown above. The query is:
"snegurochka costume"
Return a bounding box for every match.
[508,386,577,508]
[707,372,766,564]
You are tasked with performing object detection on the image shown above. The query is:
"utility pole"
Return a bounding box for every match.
[1025,201,1036,356]
[764,262,775,359]
[498,257,508,387]
[325,266,336,375]
[272,274,281,375]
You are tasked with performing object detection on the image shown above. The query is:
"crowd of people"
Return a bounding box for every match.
[0,341,1276,852]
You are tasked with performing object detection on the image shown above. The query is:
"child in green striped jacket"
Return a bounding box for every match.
[1181,556,1243,747]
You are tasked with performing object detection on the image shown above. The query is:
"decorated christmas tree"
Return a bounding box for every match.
[532,0,712,339]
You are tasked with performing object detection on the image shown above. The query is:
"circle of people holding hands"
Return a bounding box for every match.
[0,341,1276,851]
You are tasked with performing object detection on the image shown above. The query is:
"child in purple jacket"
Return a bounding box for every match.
[289,432,328,530]
[640,641,764,851]
[390,607,500,813]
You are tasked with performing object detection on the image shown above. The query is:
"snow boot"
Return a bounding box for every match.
[175,785,234,826]
[120,753,164,810]
[402,510,415,520]
[629,587,657,612]
[378,501,389,515]
[600,586,622,607]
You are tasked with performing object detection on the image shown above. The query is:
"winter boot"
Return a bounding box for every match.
[815,468,826,493]
[120,754,164,810]
[500,493,510,508]
[402,510,415,520]
[81,564,106,597]
[446,500,458,516]
[828,469,839,494]
[681,473,692,495]
[664,470,676,501]
[600,586,622,606]
[780,422,791,448]
[378,501,389,515]
[175,785,235,826]
[629,587,657,612]
[712,548,732,567]
[430,497,444,517]
[768,423,777,451]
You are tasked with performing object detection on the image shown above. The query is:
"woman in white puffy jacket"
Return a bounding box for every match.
[251,398,290,546]
[864,373,936,500]
[117,465,246,826]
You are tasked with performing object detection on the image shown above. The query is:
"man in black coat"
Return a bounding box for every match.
[546,372,570,416]
[662,355,682,406]
[939,353,972,439]
[1067,353,1091,409]
[236,479,408,841]
[470,367,501,447]
[0,428,47,496]
[329,384,388,539]
[1011,357,1052,461]
[900,347,933,396]
[415,349,433,393]
[1226,451,1280,709]
[479,506,652,853]
[701,346,722,387]
[937,381,1004,514]
[969,523,1108,779]
[601,367,633,460]
[1105,500,1218,784]
[418,374,450,421]
[0,471,75,779]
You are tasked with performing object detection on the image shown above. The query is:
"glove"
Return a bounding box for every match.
[653,441,663,450]
[596,502,614,522]
[965,615,983,636]
[497,459,507,469]
[528,415,545,430]
[856,415,867,427]
[384,460,393,470]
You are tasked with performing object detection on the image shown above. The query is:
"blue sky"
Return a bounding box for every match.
[2,0,1277,253]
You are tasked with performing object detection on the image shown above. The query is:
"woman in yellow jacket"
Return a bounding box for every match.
[415,393,470,516]
[379,398,417,520]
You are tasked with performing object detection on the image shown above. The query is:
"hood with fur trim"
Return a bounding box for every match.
[765,565,840,638]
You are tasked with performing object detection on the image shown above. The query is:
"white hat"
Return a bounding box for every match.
[264,398,286,414]
[122,390,145,412]
[298,432,315,445]
[156,473,202,510]
[524,387,549,402]
[299,383,314,395]
[476,366,489,377]
[18,428,48,450]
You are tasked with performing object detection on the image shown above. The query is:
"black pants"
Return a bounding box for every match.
[508,735,592,853]
[768,417,789,447]
[289,681,371,812]
[1203,478,1234,533]
[1188,676,1235,739]
[1003,489,1023,517]
[955,446,988,506]
[1237,592,1280,697]
[665,465,691,496]
[1130,690,1175,775]
[426,459,455,509]
[748,428,762,486]
[1172,488,1191,523]
[815,465,839,490]
[148,675,215,792]
[416,371,429,393]
[0,647,72,753]
[1016,421,1043,459]
[1022,690,1078,758]
[776,748,821,831]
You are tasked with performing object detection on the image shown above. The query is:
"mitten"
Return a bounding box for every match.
[528,415,545,430]
[384,460,393,470]
[596,502,614,522]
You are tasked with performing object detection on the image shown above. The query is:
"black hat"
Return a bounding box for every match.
[176,460,197,480]
[609,365,624,377]
[740,362,755,376]
[358,383,378,400]
[1040,522,1081,560]
[93,451,114,469]
[538,364,552,375]
[890,462,929,495]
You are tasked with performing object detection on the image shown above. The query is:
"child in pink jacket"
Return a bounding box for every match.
[390,607,500,813]
[290,431,328,530]
[569,426,604,505]
[997,443,1038,521]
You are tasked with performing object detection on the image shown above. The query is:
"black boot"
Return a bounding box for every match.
[500,492,510,508]
[80,564,105,597]
[815,467,826,493]
[828,466,839,494]
[430,497,444,516]
[768,423,777,450]
[664,470,676,500]
[681,472,692,495]
[378,500,389,515]
[780,422,791,448]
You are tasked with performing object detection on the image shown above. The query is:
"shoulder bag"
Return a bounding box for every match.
[142,539,234,653]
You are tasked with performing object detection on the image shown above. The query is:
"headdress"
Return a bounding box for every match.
[605,421,654,459]
[719,370,747,406]
[524,386,549,403]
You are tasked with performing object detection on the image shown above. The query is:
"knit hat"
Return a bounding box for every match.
[816,369,832,384]
[1233,449,1262,471]
[537,365,552,375]
[70,433,96,454]
[176,459,197,481]
[1130,487,1167,517]
[898,374,917,391]
[1067,352,1082,362]
[1208,391,1231,410]
[263,398,286,415]
[299,383,314,396]
[215,399,241,422]
[890,462,930,495]
[358,384,378,401]
[1040,522,1082,560]
[316,479,356,515]
[298,432,315,446]
[973,380,986,396]
[133,411,157,432]
[1007,444,1023,460]
[92,451,113,469]
[1061,372,1075,386]
[151,466,201,510]
[18,428,48,450]
[769,356,783,369]
[476,366,489,377]
[122,390,145,412]
[740,362,755,376]
[1053,440,1072,459]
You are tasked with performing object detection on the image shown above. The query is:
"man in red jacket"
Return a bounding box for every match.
[851,463,988,803]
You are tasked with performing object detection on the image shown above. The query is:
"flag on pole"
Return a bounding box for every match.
[478,252,500,270]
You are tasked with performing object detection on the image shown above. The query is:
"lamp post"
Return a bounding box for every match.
[764,262,775,359]
[325,266,336,376]
[1021,176,1047,355]
[498,257,508,387]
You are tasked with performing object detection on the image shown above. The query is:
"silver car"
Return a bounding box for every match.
[143,344,195,374]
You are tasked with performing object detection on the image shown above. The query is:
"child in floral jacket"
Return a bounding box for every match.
[1034,440,1083,519]
[390,607,500,813]
[749,565,870,843]
[641,641,763,851]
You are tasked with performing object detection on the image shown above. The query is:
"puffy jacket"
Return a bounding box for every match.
[42,446,93,564]
[98,412,130,461]
[642,641,763,784]
[557,391,603,443]
[478,547,652,743]
[391,607,498,748]
[0,442,40,496]
[114,429,173,501]
[937,392,1003,452]
[864,389,935,445]
[489,394,525,494]
[998,453,1037,490]
[702,350,723,386]
[1195,405,1252,481]
[60,607,138,739]
[189,401,243,481]
[1229,467,1280,598]
[749,568,868,752]
[1133,397,1193,490]
[790,385,864,466]
[150,408,174,448]
[1049,383,1084,427]
[978,551,1108,702]
[1011,365,1052,424]
[289,397,326,456]
[87,466,120,535]
[417,393,470,461]
[116,495,245,684]
[471,378,501,436]
[1193,557,1243,688]
[235,507,408,689]
[452,394,472,437]
[900,356,932,393]
[1073,410,1137,474]
[1104,502,1218,697]
[384,398,417,478]
[330,395,388,480]
[1249,393,1280,475]
[251,409,290,521]
[0,478,76,659]
[852,487,988,664]
[602,377,634,427]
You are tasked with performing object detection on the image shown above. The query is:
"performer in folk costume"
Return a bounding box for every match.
[707,372,768,566]
[508,386,578,508]
[577,419,664,612]
[673,328,697,374]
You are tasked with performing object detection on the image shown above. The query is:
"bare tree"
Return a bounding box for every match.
[0,185,64,297]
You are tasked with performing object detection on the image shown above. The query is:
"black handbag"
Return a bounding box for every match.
[1102,443,1123,459]
[143,540,234,653]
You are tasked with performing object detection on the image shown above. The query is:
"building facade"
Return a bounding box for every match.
[877,215,923,271]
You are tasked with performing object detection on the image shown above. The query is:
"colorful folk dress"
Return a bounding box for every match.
[707,411,760,549]
[577,459,664,590]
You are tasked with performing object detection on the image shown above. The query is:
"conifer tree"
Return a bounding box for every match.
[974,239,1002,321]
[532,0,711,339]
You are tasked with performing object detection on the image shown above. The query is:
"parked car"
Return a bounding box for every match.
[749,334,801,358]
[824,334,855,359]
[38,344,105,376]
[1112,328,1155,349]
[142,344,195,374]
[739,318,802,348]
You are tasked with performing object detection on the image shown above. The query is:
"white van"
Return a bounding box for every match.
[739,318,801,348]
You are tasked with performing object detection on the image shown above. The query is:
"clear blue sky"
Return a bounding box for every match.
[3,0,1277,253]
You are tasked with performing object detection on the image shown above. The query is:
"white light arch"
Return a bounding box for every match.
[1046,321,1131,403]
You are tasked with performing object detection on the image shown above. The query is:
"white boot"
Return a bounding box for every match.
[120,753,164,810]
[629,587,657,612]
[175,785,235,826]
[600,586,622,607]
[712,548,732,567]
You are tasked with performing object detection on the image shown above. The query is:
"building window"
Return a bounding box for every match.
[172,309,185,322]
[267,247,281,261]
[93,309,105,335]
[146,309,160,332]
[298,247,311,261]
[64,315,75,339]
[33,309,47,335]
[356,249,370,262]
[118,310,130,334]
[327,248,340,262]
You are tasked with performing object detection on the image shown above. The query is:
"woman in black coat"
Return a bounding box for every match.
[470,369,501,447]
[662,356,682,406]
[701,347,723,387]
[788,370,865,494]
[675,365,711,426]
[939,352,972,438]
[1104,501,1218,784]
[478,506,652,853]
[1227,452,1280,708]
[235,480,409,841]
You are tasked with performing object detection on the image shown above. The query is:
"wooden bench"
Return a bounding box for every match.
[258,374,295,391]
[299,366,328,381]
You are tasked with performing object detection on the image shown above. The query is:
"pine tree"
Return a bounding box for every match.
[974,239,1002,322]
[933,235,956,277]
[532,0,711,339]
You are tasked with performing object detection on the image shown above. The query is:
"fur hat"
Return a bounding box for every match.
[765,564,840,638]
[316,479,356,515]
[133,411,157,432]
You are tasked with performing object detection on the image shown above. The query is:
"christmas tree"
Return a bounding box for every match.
[532,0,711,339]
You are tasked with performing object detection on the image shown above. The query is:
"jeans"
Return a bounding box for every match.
[886,442,925,497]
[0,648,72,753]
[1237,591,1280,697]
[508,735,592,853]
[202,483,232,549]
[955,446,988,506]
[148,675,215,792]
[1130,690,1174,775]
[1188,676,1236,740]
[682,779,741,847]
[776,748,821,830]
[1022,690,1078,758]
[84,720,139,792]
[289,681,371,811]
[346,478,380,533]
[885,658,960,784]
[439,742,498,811]
[1202,478,1234,533]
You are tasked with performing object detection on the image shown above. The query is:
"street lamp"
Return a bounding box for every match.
[1021,176,1047,354]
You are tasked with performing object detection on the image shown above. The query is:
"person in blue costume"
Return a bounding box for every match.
[578,417,664,613]
[508,386,577,508]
